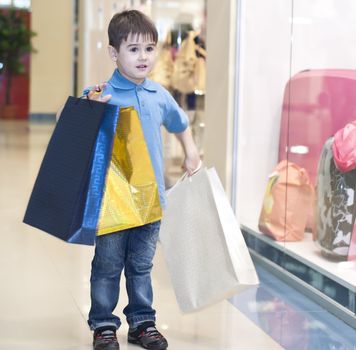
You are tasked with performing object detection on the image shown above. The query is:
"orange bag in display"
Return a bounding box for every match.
[332,121,356,173]
[258,160,315,241]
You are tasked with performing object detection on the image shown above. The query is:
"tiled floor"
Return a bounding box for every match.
[0,120,355,350]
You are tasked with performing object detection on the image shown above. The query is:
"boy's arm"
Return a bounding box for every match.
[175,127,201,175]
[161,89,201,175]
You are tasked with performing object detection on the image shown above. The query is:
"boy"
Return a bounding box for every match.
[85,10,201,350]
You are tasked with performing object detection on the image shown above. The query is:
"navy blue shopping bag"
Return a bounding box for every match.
[23,96,119,245]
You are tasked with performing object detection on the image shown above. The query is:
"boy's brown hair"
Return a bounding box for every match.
[108,10,158,51]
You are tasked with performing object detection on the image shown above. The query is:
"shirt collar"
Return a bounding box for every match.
[108,69,157,92]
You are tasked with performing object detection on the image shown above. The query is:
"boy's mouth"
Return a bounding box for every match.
[136,64,148,69]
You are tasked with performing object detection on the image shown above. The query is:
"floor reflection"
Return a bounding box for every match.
[230,265,356,349]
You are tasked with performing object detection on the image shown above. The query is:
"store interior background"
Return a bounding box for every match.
[0,0,234,189]
[30,0,213,184]
[1,0,355,329]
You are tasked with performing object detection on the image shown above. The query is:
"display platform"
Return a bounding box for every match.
[241,224,356,329]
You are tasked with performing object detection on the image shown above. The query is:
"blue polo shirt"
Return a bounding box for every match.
[85,69,188,207]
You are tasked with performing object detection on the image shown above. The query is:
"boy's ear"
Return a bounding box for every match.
[108,45,118,61]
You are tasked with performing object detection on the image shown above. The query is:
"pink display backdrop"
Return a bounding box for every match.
[278,69,356,184]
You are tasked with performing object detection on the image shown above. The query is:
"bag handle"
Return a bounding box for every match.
[166,160,203,195]
[75,94,95,109]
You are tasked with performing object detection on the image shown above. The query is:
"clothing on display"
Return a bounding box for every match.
[149,29,206,96]
[148,33,174,89]
[150,27,207,182]
[171,31,206,95]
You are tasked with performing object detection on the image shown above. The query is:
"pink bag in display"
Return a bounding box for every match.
[332,121,356,173]
[258,161,315,242]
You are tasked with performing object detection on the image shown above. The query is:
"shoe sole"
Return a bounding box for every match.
[127,339,167,350]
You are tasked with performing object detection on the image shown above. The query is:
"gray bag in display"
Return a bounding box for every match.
[316,138,356,260]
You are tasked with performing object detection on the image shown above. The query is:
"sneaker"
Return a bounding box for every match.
[127,321,168,350]
[93,326,120,350]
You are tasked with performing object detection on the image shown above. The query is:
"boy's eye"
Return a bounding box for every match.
[146,46,155,52]
[129,47,139,52]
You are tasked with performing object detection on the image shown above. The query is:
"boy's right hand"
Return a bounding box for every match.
[87,82,112,103]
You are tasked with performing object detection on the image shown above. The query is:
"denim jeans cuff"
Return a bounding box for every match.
[88,320,121,331]
[127,315,156,328]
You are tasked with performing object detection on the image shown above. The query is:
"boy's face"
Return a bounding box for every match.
[109,33,157,85]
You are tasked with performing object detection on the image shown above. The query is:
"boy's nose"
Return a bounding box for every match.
[139,50,147,60]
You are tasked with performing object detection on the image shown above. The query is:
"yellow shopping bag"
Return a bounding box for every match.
[97,106,162,235]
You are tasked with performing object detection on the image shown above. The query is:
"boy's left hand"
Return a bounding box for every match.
[182,153,202,176]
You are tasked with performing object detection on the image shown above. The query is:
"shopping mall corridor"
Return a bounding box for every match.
[0,121,355,350]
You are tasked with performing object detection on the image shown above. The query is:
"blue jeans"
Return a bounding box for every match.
[88,221,161,330]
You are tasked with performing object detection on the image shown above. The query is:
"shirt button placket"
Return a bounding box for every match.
[137,86,145,110]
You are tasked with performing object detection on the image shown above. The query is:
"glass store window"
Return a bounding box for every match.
[235,0,356,321]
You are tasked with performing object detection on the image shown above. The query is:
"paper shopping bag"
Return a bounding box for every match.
[97,107,162,235]
[159,167,259,313]
[24,99,162,245]
[23,96,119,245]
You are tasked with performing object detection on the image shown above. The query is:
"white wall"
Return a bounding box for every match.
[30,0,73,114]
[236,0,356,227]
[202,0,237,193]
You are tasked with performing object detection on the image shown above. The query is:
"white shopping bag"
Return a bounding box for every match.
[159,167,259,313]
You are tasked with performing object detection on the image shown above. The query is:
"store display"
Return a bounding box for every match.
[171,31,206,94]
[160,167,259,313]
[258,160,314,242]
[148,33,174,89]
[348,224,356,261]
[278,69,356,185]
[150,26,207,185]
[148,45,174,89]
[332,121,356,173]
[316,138,356,261]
